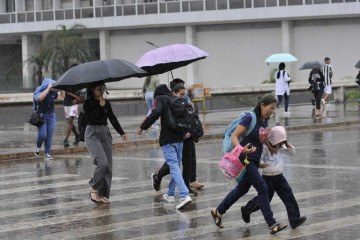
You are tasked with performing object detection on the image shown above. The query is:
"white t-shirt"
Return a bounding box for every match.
[260,145,295,176]
[275,70,291,96]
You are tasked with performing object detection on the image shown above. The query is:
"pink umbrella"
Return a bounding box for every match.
[136,44,209,75]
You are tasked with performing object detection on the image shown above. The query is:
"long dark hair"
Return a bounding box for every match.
[86,81,105,100]
[253,93,276,123]
[276,62,286,79]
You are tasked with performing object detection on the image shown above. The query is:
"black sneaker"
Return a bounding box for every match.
[63,139,70,148]
[311,99,316,106]
[188,188,198,196]
[291,216,307,229]
[73,137,80,146]
[241,206,250,223]
[151,173,161,191]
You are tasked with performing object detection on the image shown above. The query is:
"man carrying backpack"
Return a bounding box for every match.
[137,84,192,210]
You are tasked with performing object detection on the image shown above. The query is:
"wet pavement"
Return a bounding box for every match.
[0,101,359,239]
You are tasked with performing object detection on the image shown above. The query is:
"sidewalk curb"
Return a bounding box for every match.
[1,120,359,162]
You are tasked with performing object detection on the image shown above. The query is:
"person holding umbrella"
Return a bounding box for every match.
[275,62,291,117]
[308,68,325,117]
[85,82,128,204]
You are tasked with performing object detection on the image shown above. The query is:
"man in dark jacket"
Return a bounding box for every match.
[137,84,192,210]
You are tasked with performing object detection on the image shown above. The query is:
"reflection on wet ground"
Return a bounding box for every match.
[0,126,359,239]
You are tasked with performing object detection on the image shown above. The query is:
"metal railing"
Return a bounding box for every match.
[0,0,358,24]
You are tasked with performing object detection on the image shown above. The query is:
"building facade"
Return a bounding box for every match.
[0,0,359,91]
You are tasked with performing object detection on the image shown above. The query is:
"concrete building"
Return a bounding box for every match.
[0,0,359,91]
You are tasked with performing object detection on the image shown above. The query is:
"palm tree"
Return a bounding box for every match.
[41,24,91,79]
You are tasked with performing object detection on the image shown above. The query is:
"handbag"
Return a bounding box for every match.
[28,112,44,127]
[218,145,248,182]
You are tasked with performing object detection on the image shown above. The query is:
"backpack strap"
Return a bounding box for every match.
[244,110,257,137]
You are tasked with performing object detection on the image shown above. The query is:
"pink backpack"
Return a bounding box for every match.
[218,145,246,182]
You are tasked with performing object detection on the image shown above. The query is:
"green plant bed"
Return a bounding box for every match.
[345,88,360,100]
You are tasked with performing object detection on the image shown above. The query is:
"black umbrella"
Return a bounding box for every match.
[355,60,360,69]
[299,61,325,70]
[53,59,148,91]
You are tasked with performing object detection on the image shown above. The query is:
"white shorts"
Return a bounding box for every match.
[64,105,79,119]
[324,85,332,94]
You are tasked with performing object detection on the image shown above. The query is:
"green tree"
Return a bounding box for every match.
[41,24,91,79]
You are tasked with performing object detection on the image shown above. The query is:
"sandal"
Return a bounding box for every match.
[89,189,99,204]
[98,196,111,204]
[269,222,287,234]
[210,208,224,228]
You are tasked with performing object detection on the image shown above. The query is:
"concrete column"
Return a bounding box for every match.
[99,30,110,60]
[281,20,294,77]
[22,35,41,89]
[185,25,196,86]
[334,86,345,103]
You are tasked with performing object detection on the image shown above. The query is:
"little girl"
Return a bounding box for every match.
[240,126,307,229]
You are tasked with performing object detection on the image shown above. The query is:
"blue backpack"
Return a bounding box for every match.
[222,110,257,153]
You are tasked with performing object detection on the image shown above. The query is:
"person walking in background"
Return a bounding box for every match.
[85,82,128,204]
[210,94,288,234]
[241,126,307,230]
[275,62,291,117]
[308,68,325,118]
[34,78,64,161]
[321,57,333,106]
[151,83,204,196]
[138,84,192,210]
[63,90,81,148]
[143,75,160,116]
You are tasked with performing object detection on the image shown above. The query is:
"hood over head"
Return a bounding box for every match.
[154,84,171,99]
[268,126,287,146]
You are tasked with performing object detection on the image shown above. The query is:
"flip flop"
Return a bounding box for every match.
[210,208,224,228]
[89,190,99,204]
[269,222,288,234]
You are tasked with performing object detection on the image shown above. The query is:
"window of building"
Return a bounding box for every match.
[42,0,53,10]
[82,0,93,7]
[6,0,15,12]
[25,0,35,11]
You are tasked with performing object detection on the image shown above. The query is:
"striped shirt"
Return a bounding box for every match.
[322,64,333,86]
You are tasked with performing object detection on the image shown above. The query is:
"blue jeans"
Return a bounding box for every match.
[217,163,276,227]
[277,92,289,112]
[36,113,56,155]
[243,173,301,228]
[162,142,189,198]
[145,91,154,116]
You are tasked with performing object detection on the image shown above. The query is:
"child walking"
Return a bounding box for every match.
[241,126,307,229]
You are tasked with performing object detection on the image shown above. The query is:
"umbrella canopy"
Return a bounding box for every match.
[53,59,148,91]
[299,61,325,70]
[265,53,297,63]
[355,60,360,69]
[136,44,209,75]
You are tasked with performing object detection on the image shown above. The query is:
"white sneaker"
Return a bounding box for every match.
[321,99,326,107]
[163,194,175,203]
[283,111,291,117]
[44,154,53,161]
[176,195,192,210]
